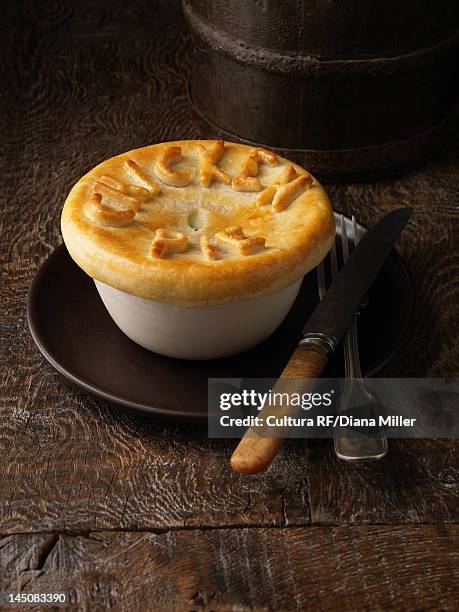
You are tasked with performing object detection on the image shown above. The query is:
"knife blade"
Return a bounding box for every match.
[230,208,412,475]
[301,207,412,351]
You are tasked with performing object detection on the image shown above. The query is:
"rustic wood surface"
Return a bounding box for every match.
[0,527,457,611]
[1,1,458,610]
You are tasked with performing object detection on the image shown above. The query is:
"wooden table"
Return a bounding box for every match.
[1,1,458,609]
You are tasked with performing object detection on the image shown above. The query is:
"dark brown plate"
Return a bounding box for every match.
[27,216,414,421]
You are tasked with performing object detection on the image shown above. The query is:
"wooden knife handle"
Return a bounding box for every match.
[230,344,328,474]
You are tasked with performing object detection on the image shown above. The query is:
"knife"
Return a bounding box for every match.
[230,207,412,474]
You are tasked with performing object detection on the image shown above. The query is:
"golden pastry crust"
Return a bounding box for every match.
[61,140,335,306]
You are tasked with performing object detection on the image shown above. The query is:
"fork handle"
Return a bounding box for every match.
[334,315,388,461]
[230,345,328,474]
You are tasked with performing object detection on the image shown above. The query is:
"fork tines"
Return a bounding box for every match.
[317,213,366,303]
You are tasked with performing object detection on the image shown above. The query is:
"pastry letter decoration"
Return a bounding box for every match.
[154,146,191,187]
[197,140,230,187]
[200,235,217,260]
[93,179,144,212]
[272,173,312,212]
[215,226,266,256]
[151,228,189,258]
[231,147,278,192]
[125,159,161,196]
[99,175,151,201]
[255,165,313,211]
[90,193,136,227]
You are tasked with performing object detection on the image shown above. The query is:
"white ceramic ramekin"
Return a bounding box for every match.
[94,278,303,360]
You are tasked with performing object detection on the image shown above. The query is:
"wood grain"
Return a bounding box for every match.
[0,1,458,607]
[0,526,457,611]
[308,438,458,524]
[0,401,310,532]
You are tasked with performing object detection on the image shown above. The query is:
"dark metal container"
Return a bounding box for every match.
[183,0,459,181]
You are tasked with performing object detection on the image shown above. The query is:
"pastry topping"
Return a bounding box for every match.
[125,159,161,196]
[255,165,298,207]
[62,140,335,306]
[231,176,262,192]
[151,228,188,258]
[197,140,230,187]
[231,147,278,192]
[200,234,217,260]
[272,174,313,212]
[93,178,144,211]
[256,165,312,211]
[99,175,150,201]
[155,146,191,187]
[215,226,266,256]
[278,165,298,183]
[251,147,278,166]
[90,193,136,227]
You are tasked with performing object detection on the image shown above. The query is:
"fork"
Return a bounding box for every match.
[317,214,388,461]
